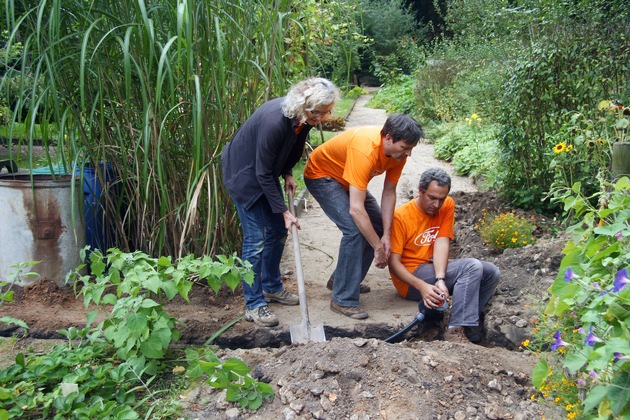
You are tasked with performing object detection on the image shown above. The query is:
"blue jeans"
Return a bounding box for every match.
[407,259,500,327]
[231,189,287,310]
[305,177,383,306]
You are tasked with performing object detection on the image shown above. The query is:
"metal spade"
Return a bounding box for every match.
[287,189,326,344]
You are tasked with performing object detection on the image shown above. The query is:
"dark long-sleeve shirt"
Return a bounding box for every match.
[221,97,313,213]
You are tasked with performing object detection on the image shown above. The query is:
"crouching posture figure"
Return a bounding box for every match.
[388,167,500,343]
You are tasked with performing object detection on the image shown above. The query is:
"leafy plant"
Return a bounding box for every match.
[0,262,38,332]
[0,325,150,419]
[531,176,630,418]
[547,102,629,214]
[366,74,417,116]
[476,210,536,252]
[68,248,253,374]
[185,348,274,410]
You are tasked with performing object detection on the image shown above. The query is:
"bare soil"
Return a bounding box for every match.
[0,93,567,419]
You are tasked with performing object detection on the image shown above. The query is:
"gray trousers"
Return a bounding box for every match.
[406,258,500,327]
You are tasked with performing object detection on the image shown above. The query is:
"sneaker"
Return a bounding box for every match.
[263,289,299,305]
[326,276,371,294]
[245,305,279,327]
[444,326,472,344]
[330,300,368,319]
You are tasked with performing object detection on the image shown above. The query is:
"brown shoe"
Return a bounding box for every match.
[443,326,472,344]
[326,277,371,293]
[330,301,368,319]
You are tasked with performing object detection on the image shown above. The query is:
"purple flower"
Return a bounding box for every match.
[589,370,599,379]
[584,326,602,346]
[613,352,623,363]
[564,267,578,282]
[613,269,629,292]
[616,231,623,240]
[551,330,570,351]
[577,327,586,335]
[576,378,585,387]
[593,282,601,289]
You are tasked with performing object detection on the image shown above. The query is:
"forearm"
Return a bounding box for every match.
[380,180,397,239]
[432,237,450,278]
[350,207,383,250]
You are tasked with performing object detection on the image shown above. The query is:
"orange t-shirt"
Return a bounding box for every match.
[389,197,456,297]
[304,126,406,190]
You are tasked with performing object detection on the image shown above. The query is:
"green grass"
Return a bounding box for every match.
[0,123,47,140]
[333,97,354,118]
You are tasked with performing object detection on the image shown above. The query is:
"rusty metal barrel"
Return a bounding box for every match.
[0,174,85,287]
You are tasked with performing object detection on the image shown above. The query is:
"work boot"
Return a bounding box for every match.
[443,326,472,344]
[330,300,368,320]
[326,276,371,293]
[245,305,279,327]
[263,289,299,305]
[465,325,484,343]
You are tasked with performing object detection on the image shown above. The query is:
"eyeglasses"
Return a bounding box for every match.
[307,109,331,117]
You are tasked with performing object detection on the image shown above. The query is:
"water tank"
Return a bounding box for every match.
[0,174,85,287]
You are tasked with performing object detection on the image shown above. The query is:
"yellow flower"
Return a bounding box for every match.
[472,113,479,120]
[512,237,518,243]
[555,396,561,403]
[522,339,530,347]
[554,142,567,153]
[566,144,573,152]
[567,412,577,419]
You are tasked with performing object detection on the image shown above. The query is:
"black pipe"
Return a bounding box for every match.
[384,296,448,343]
[384,309,426,343]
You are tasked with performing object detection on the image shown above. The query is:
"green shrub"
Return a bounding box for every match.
[476,210,536,252]
[366,75,417,116]
[531,176,630,418]
[497,28,630,212]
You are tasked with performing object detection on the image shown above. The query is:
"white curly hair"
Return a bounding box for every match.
[282,77,340,124]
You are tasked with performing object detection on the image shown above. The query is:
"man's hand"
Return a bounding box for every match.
[373,246,388,268]
[435,279,450,300]
[421,283,448,309]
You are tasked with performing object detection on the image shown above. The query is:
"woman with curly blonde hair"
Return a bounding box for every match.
[222,77,339,327]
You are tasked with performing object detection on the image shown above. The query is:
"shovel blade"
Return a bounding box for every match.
[290,323,309,344]
[309,323,326,342]
[290,322,327,344]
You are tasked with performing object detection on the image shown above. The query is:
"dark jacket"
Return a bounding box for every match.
[221,97,312,213]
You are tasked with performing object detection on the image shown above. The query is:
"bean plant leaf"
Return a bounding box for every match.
[563,351,588,372]
[532,358,548,389]
[582,385,610,413]
[0,317,28,330]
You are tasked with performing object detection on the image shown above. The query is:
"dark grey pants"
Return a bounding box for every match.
[406,258,500,327]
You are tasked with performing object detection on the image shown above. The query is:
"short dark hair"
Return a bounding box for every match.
[418,167,451,193]
[381,114,423,145]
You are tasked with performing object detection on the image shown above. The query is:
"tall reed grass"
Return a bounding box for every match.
[2,0,313,257]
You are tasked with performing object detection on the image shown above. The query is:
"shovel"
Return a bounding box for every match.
[287,189,326,344]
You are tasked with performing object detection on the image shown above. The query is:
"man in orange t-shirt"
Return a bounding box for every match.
[389,167,500,344]
[304,114,423,320]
